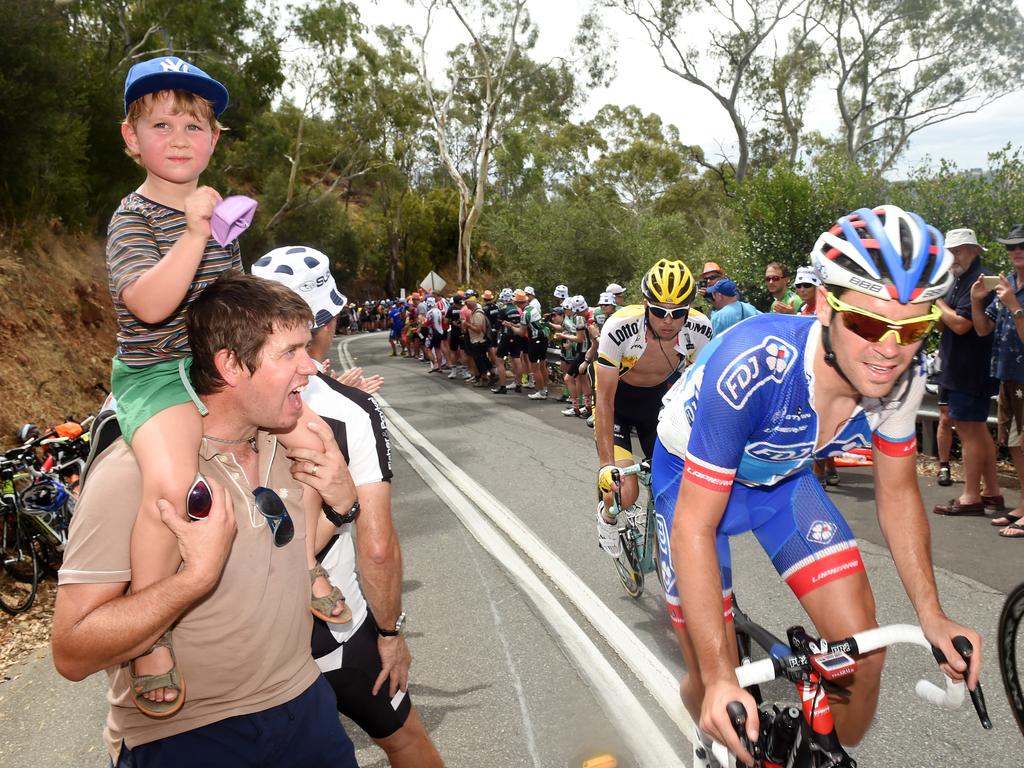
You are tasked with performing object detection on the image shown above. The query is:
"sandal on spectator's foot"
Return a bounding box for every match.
[999,520,1024,538]
[309,563,352,624]
[992,513,1024,527]
[129,630,185,718]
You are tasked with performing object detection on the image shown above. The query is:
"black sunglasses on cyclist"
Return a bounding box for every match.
[648,304,690,320]
[253,486,295,547]
[187,474,212,520]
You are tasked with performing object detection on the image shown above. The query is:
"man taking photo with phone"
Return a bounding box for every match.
[932,228,1002,519]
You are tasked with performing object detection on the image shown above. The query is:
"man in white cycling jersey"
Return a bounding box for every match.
[593,259,713,557]
[653,206,982,765]
[253,247,442,767]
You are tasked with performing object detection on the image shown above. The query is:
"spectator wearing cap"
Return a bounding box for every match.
[973,224,1024,536]
[464,291,492,386]
[424,298,446,372]
[481,290,502,387]
[706,278,760,336]
[605,283,626,306]
[496,290,529,393]
[445,293,467,380]
[932,229,1002,518]
[254,249,442,766]
[791,266,841,487]
[524,286,542,317]
[554,284,570,302]
[765,262,803,314]
[793,266,822,315]
[699,262,725,301]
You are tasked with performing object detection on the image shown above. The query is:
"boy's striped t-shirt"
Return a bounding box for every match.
[106,192,242,367]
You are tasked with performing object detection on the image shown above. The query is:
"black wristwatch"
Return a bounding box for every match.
[377,611,406,637]
[322,498,360,526]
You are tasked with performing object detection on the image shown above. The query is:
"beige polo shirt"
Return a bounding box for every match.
[58,432,320,762]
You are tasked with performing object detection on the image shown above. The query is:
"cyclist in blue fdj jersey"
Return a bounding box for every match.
[653,206,983,764]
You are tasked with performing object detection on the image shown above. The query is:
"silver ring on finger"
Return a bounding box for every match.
[310,463,319,477]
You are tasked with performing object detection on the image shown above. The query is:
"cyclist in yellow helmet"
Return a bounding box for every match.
[593,259,714,557]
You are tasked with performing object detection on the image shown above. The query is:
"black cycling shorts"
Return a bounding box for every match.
[569,351,588,377]
[526,336,547,363]
[427,329,446,349]
[496,334,522,359]
[321,615,413,740]
[611,378,670,460]
[448,325,462,348]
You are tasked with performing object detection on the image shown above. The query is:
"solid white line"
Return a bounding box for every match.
[386,421,687,767]
[336,337,696,759]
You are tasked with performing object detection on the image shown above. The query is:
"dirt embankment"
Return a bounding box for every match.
[0,231,115,445]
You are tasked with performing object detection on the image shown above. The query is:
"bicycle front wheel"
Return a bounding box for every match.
[998,581,1024,735]
[0,516,40,615]
[613,526,644,598]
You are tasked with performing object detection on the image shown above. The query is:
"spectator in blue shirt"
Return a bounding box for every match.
[707,278,760,336]
[972,224,1024,536]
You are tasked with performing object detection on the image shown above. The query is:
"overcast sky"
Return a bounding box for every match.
[340,0,1024,177]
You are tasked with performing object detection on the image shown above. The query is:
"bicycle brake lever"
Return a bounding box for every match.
[931,636,992,730]
[726,701,760,766]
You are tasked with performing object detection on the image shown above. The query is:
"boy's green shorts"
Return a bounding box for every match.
[110,356,208,445]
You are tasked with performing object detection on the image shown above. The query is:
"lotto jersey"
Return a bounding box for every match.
[657,314,923,490]
[596,304,713,377]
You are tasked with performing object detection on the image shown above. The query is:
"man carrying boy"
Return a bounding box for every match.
[52,274,359,768]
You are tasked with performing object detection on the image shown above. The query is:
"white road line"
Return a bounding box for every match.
[337,337,697,763]
[386,415,686,768]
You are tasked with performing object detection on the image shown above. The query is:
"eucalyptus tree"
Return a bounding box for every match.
[412,0,583,283]
[806,0,1024,171]
[604,0,805,185]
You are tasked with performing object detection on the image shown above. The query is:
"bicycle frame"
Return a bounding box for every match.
[608,460,661,597]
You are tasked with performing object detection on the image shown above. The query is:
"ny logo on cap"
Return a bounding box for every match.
[160,58,189,73]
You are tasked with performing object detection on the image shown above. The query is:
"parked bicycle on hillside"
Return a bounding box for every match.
[0,418,90,614]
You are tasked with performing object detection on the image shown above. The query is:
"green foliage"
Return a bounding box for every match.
[6,0,1024,306]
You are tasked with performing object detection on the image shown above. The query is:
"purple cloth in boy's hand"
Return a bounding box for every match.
[210,195,258,247]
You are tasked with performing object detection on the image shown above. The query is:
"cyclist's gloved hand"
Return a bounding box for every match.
[597,464,619,495]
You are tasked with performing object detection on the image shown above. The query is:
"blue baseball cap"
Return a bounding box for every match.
[706,278,738,298]
[124,56,229,117]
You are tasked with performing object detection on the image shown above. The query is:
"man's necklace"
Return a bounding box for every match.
[203,433,259,452]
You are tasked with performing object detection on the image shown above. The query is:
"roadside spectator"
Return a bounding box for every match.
[972,223,1024,535]
[496,289,527,394]
[706,278,760,335]
[606,283,626,307]
[933,229,1002,517]
[464,291,491,386]
[387,301,405,356]
[698,262,724,304]
[425,298,446,372]
[793,266,822,315]
[765,261,803,314]
[52,274,359,767]
[257,250,444,767]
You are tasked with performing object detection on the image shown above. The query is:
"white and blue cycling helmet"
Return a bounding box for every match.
[811,205,953,304]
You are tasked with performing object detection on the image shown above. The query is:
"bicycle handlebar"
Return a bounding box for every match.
[711,624,987,766]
